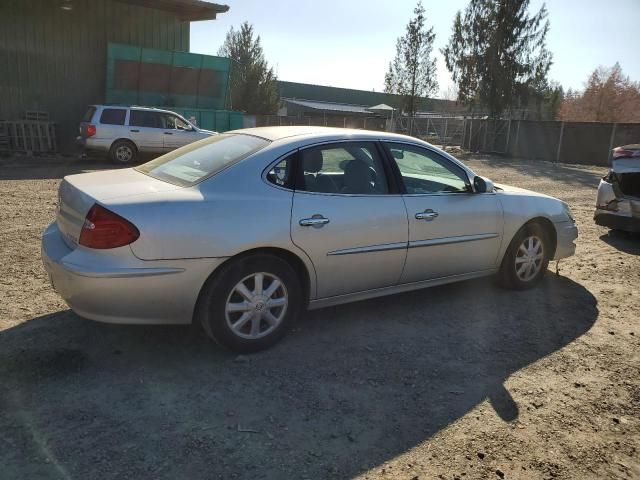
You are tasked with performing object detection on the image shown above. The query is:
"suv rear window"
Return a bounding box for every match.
[100,108,126,125]
[136,134,270,187]
[82,106,96,122]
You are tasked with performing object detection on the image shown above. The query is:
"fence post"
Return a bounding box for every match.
[607,123,618,161]
[443,119,448,150]
[482,120,488,152]
[469,119,473,151]
[556,122,565,163]
[514,120,520,157]
[461,118,467,150]
[505,119,512,154]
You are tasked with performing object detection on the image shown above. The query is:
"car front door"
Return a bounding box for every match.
[128,110,164,153]
[383,142,503,283]
[161,113,200,150]
[290,141,408,299]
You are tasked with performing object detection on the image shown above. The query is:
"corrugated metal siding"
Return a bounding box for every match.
[0,0,190,152]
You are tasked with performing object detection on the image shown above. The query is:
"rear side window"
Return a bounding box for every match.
[136,134,270,186]
[99,108,126,125]
[82,106,96,122]
[129,110,161,128]
[298,142,389,195]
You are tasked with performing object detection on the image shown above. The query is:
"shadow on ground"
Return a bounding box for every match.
[0,275,597,479]
[600,230,640,255]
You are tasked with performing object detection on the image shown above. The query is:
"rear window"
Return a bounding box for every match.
[82,106,96,122]
[99,108,126,125]
[136,134,270,186]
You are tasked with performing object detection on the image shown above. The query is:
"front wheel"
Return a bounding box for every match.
[196,254,302,353]
[498,223,551,290]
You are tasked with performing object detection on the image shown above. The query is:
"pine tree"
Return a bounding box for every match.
[442,0,552,118]
[218,22,280,115]
[384,2,438,116]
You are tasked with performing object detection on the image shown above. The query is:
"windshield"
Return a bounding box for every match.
[136,134,270,186]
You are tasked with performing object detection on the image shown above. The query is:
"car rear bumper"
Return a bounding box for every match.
[554,221,578,260]
[76,136,112,152]
[41,222,226,325]
[594,211,640,233]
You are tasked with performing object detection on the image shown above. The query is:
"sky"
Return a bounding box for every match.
[190,0,640,99]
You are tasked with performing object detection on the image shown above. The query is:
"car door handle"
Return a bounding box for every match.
[130,129,139,133]
[164,131,173,135]
[415,209,439,221]
[299,216,330,227]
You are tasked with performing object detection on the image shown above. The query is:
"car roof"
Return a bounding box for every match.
[228,125,426,143]
[91,104,180,115]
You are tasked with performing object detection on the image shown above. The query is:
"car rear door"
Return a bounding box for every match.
[128,110,164,153]
[383,142,502,283]
[290,141,408,299]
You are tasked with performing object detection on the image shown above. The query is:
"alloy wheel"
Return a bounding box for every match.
[514,235,544,282]
[225,272,288,340]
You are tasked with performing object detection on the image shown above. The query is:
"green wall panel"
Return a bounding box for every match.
[0,0,190,152]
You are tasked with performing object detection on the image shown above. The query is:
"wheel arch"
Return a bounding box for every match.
[110,137,139,152]
[193,246,313,324]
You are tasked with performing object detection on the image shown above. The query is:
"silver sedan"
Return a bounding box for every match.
[42,127,578,352]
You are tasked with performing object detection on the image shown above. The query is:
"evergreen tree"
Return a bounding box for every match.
[384,2,438,116]
[442,0,552,118]
[218,22,279,114]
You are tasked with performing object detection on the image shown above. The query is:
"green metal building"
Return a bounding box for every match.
[0,0,229,152]
[278,81,460,114]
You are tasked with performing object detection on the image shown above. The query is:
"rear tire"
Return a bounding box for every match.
[196,254,302,353]
[498,223,550,290]
[110,139,137,165]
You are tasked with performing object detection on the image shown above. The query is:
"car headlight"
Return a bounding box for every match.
[563,203,575,223]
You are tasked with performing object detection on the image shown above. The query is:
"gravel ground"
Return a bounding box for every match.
[0,154,638,480]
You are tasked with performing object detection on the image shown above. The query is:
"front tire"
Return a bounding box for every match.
[196,254,302,353]
[109,139,137,165]
[498,223,550,290]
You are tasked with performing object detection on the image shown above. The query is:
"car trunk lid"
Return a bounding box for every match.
[611,144,640,174]
[56,168,178,249]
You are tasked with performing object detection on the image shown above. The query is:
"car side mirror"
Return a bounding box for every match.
[473,176,494,193]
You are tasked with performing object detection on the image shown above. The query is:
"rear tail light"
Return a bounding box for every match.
[612,147,640,159]
[79,204,139,249]
[596,199,620,212]
[86,124,96,137]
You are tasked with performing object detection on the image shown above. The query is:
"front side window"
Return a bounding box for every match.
[129,110,162,128]
[136,134,269,186]
[99,108,126,125]
[386,143,470,194]
[298,142,389,195]
[162,114,191,130]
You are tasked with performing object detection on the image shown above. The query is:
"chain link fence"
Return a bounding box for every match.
[249,114,639,166]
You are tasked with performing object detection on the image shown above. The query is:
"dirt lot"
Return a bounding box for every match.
[0,154,638,480]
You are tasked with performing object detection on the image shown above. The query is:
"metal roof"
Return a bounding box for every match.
[283,98,371,114]
[116,0,229,21]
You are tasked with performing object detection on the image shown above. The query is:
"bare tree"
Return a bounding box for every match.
[559,63,640,123]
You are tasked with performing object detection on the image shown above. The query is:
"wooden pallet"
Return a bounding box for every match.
[0,120,57,153]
